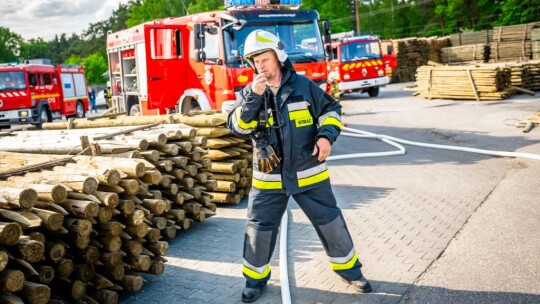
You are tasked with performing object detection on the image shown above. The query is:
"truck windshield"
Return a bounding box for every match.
[340,41,382,63]
[0,71,26,91]
[224,22,325,66]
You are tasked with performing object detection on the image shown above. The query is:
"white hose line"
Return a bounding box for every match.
[279,125,540,303]
[279,210,292,304]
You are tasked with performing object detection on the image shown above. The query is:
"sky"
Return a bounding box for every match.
[0,0,130,40]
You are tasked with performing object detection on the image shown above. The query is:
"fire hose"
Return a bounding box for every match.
[279,126,540,304]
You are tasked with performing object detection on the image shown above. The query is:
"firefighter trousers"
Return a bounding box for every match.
[242,185,364,288]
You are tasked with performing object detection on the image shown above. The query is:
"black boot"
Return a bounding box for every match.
[241,285,265,303]
[343,275,372,293]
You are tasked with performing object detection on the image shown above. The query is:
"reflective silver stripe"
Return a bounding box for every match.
[230,110,253,134]
[318,111,341,125]
[243,258,269,274]
[297,162,327,179]
[287,101,310,111]
[329,248,356,264]
[252,170,282,181]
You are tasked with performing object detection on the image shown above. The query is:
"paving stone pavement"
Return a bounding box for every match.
[119,83,540,304]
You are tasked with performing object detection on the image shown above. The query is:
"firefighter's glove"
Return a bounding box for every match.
[256,145,280,173]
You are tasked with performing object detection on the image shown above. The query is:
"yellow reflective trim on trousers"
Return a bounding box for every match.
[243,264,271,280]
[252,178,283,190]
[235,107,258,129]
[265,116,275,127]
[321,116,342,129]
[330,252,358,271]
[298,169,329,187]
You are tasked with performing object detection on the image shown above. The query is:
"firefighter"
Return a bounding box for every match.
[227,30,371,303]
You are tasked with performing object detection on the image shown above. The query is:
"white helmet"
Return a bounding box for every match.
[243,30,288,67]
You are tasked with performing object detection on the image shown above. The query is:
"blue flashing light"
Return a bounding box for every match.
[224,0,301,6]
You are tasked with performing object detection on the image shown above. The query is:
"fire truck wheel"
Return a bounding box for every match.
[35,106,50,129]
[368,86,380,97]
[129,104,141,116]
[75,101,86,118]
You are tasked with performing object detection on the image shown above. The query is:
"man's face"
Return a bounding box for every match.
[252,50,280,81]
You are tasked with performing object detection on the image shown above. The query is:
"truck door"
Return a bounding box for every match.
[145,24,187,112]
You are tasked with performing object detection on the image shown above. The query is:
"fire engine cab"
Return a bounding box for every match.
[328,35,391,97]
[106,0,331,116]
[0,62,89,130]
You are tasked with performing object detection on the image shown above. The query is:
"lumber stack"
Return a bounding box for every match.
[392,37,451,83]
[0,112,254,303]
[532,28,540,60]
[415,64,514,101]
[440,44,489,64]
[450,30,492,46]
[488,41,532,63]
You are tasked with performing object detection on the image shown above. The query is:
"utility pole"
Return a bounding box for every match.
[355,0,360,35]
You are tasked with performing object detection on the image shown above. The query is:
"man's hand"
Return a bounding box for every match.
[252,73,268,95]
[312,137,331,162]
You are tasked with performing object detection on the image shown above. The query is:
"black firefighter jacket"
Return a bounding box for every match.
[227,66,342,195]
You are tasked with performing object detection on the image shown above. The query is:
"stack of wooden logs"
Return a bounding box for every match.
[532,28,540,60]
[446,22,540,64]
[0,112,253,303]
[415,64,514,101]
[440,44,489,64]
[517,111,540,133]
[391,37,451,83]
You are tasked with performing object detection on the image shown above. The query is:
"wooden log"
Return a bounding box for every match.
[75,263,95,282]
[64,218,93,237]
[30,208,63,231]
[172,113,227,127]
[215,180,236,193]
[118,179,139,195]
[97,206,114,224]
[195,127,231,138]
[56,258,74,278]
[120,274,144,292]
[146,241,169,256]
[99,236,122,252]
[0,182,66,203]
[209,162,238,173]
[204,180,218,191]
[0,293,24,304]
[0,210,41,229]
[140,170,162,185]
[89,289,118,304]
[142,199,166,215]
[118,200,135,216]
[53,277,85,301]
[35,265,55,284]
[100,251,123,267]
[148,260,164,275]
[162,225,177,239]
[0,187,38,209]
[0,222,22,246]
[126,255,151,272]
[14,239,44,263]
[59,199,99,218]
[19,281,50,304]
[0,250,7,272]
[145,227,161,243]
[0,269,25,292]
[126,223,148,239]
[45,242,65,262]
[209,192,231,203]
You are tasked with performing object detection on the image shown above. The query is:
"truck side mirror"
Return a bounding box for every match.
[325,44,333,61]
[323,20,332,44]
[193,24,207,62]
[387,45,393,55]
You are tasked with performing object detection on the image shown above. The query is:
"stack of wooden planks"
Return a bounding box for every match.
[532,28,540,60]
[415,64,514,101]
[440,44,489,64]
[391,37,451,83]
[0,112,253,303]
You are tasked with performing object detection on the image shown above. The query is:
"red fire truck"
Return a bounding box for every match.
[106,0,331,116]
[328,35,391,97]
[0,63,89,129]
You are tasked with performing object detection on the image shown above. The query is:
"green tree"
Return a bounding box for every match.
[0,27,24,62]
[82,52,108,85]
[497,0,540,25]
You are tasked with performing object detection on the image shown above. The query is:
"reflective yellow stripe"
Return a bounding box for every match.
[377,60,383,65]
[298,169,329,187]
[235,107,258,129]
[289,109,311,120]
[265,116,274,127]
[33,93,60,99]
[365,62,372,67]
[321,116,342,129]
[243,264,271,280]
[252,178,282,190]
[330,252,358,271]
